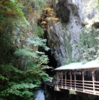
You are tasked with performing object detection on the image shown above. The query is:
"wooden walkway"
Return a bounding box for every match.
[45,60,99,96]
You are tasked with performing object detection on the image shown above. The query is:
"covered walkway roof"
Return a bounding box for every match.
[55,60,99,71]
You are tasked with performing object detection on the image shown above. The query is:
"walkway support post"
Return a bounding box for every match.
[61,71,63,88]
[65,71,67,89]
[92,70,95,94]
[70,71,72,89]
[57,71,58,88]
[74,71,76,90]
[82,71,85,92]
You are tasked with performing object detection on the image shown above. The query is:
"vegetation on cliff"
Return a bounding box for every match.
[0,0,51,100]
[77,27,99,63]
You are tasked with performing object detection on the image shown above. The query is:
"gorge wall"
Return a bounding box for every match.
[40,1,99,100]
[46,0,99,66]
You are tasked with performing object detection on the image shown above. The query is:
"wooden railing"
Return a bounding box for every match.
[45,69,99,96]
[56,79,99,95]
[55,70,99,96]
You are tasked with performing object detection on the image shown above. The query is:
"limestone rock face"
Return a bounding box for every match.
[47,0,98,66]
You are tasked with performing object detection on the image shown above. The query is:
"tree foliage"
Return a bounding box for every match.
[0,0,50,100]
[77,27,99,63]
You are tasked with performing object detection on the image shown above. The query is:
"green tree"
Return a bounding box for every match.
[0,0,50,99]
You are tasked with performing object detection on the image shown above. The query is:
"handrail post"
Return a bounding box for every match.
[65,71,67,89]
[82,71,85,92]
[74,71,76,90]
[92,70,95,94]
[70,71,72,89]
[57,71,58,88]
[61,71,63,88]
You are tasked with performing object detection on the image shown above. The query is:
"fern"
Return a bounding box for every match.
[26,37,50,51]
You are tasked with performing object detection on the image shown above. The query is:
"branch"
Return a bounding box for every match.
[0,0,20,29]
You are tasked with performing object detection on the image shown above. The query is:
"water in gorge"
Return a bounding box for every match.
[35,89,45,100]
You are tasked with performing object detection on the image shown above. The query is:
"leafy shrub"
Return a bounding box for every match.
[0,37,51,100]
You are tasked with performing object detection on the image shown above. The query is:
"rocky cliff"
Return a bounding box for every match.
[46,0,99,66]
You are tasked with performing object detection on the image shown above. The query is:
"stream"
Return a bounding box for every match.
[35,89,45,100]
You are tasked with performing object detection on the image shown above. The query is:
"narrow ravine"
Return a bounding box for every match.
[1,0,99,100]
